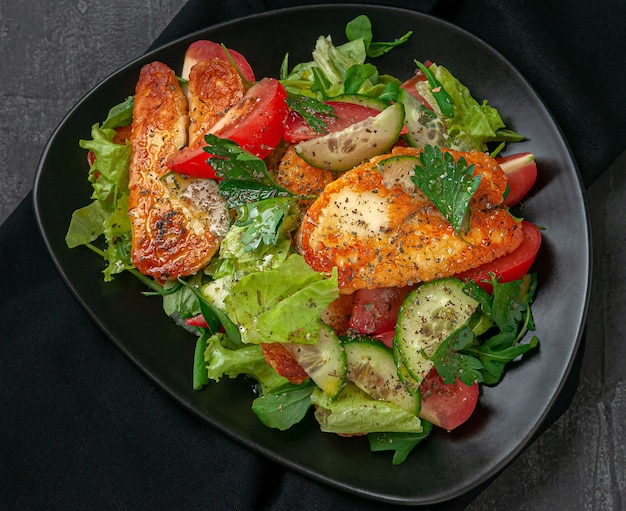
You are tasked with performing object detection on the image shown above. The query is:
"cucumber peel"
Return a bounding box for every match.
[284,322,346,398]
[395,278,479,383]
[343,336,420,414]
[295,102,405,171]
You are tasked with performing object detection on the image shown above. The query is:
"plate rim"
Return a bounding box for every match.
[32,4,592,505]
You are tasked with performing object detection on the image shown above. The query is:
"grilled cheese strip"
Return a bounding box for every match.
[187,58,246,145]
[128,61,226,281]
[297,149,523,292]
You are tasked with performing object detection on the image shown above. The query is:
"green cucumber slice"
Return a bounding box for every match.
[393,342,422,399]
[283,322,346,398]
[343,336,420,414]
[396,87,447,148]
[395,278,479,383]
[376,154,421,195]
[294,102,405,172]
[329,94,389,111]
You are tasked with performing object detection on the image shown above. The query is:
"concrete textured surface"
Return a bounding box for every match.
[0,0,187,225]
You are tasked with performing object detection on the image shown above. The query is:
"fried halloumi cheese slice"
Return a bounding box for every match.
[128,61,228,281]
[297,148,523,292]
[187,58,246,145]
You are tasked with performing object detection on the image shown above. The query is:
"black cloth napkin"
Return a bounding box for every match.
[1,1,624,510]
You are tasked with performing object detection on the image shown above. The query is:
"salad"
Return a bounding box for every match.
[65,15,541,465]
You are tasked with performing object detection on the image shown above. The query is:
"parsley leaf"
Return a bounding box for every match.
[286,93,336,134]
[234,197,300,252]
[432,275,540,385]
[202,133,292,209]
[411,145,481,235]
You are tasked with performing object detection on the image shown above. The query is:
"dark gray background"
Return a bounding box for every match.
[0,0,186,225]
[2,1,624,509]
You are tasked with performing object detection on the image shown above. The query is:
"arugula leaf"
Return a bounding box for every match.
[368,421,433,465]
[193,331,211,390]
[345,14,412,58]
[252,382,315,431]
[414,60,455,118]
[411,145,481,235]
[431,327,485,385]
[344,63,379,94]
[177,277,242,343]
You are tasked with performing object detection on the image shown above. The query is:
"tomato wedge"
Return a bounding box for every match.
[419,366,479,431]
[348,286,413,336]
[457,220,542,292]
[497,152,538,207]
[181,40,255,83]
[284,101,383,144]
[167,78,288,179]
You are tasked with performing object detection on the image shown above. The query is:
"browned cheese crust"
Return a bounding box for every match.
[297,147,523,292]
[187,58,245,145]
[128,61,223,281]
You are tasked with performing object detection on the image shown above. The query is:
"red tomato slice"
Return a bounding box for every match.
[419,366,479,431]
[497,152,538,207]
[372,330,394,349]
[181,40,255,83]
[185,313,209,328]
[283,101,383,144]
[457,220,542,292]
[348,286,413,336]
[167,78,288,179]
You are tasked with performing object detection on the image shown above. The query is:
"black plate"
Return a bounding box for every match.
[33,4,591,505]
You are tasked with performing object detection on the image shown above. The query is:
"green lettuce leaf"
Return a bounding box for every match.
[203,333,289,394]
[429,64,514,151]
[66,123,133,281]
[224,254,339,345]
[311,384,423,435]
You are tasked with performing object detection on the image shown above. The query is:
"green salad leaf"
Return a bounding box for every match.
[224,254,339,345]
[66,122,133,281]
[431,274,540,385]
[252,382,315,430]
[368,421,433,465]
[411,145,481,235]
[311,384,424,435]
[345,14,412,58]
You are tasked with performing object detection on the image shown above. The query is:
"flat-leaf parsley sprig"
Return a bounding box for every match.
[411,145,481,235]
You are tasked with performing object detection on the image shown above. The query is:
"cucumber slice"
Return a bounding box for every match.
[395,278,479,383]
[343,336,420,414]
[329,94,389,111]
[377,154,421,195]
[294,102,405,172]
[393,342,422,399]
[396,86,447,148]
[283,323,346,398]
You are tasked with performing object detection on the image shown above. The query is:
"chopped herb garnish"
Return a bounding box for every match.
[411,145,481,235]
[286,93,336,134]
[201,133,293,208]
[431,274,540,386]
